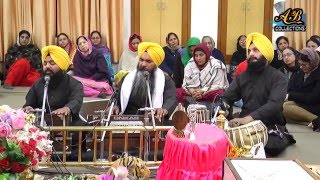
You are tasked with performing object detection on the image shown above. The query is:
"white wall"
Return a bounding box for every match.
[191,0,219,47]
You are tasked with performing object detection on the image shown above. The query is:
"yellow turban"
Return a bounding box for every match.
[41,45,71,71]
[137,42,165,66]
[246,32,274,62]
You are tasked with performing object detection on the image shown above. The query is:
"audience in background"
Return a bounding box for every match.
[280,47,300,80]
[283,48,320,131]
[90,30,114,82]
[177,43,229,106]
[230,35,247,78]
[310,35,320,42]
[306,37,320,51]
[181,37,200,67]
[56,33,76,71]
[271,36,289,69]
[73,35,113,98]
[2,30,42,89]
[118,33,142,72]
[160,32,183,77]
[201,36,225,64]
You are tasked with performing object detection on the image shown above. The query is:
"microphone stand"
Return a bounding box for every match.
[40,80,50,127]
[145,78,156,131]
[99,100,114,161]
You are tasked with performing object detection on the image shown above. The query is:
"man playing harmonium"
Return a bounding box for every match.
[111,42,177,124]
[222,32,295,156]
[23,45,87,153]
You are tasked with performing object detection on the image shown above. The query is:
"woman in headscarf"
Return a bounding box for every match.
[202,36,225,64]
[306,37,320,51]
[181,37,200,67]
[176,43,229,104]
[3,30,42,89]
[56,33,76,70]
[271,36,289,69]
[73,35,113,98]
[90,30,114,82]
[159,32,183,77]
[118,33,142,72]
[283,48,320,131]
[230,35,247,77]
[280,47,300,80]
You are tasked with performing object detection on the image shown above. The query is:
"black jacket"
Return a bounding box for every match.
[223,65,288,127]
[288,67,320,115]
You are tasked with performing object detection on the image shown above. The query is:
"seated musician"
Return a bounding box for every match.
[112,42,177,124]
[23,45,87,153]
[221,32,295,156]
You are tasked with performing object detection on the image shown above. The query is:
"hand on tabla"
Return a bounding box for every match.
[229,116,254,127]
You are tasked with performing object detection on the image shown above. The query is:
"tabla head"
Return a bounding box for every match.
[172,110,189,130]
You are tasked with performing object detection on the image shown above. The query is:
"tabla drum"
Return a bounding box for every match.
[187,104,210,123]
[226,120,268,148]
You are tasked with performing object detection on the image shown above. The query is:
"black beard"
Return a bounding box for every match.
[130,69,155,107]
[247,57,268,72]
[45,71,64,87]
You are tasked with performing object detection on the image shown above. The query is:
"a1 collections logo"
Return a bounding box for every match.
[273,8,306,32]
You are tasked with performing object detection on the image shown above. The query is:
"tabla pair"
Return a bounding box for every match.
[226,120,268,148]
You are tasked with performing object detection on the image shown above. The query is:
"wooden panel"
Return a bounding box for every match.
[140,0,161,43]
[160,0,182,46]
[131,0,140,33]
[181,0,191,46]
[218,0,228,63]
[245,0,265,34]
[226,0,246,55]
[263,0,274,40]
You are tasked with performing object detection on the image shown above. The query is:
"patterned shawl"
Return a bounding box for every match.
[182,56,229,92]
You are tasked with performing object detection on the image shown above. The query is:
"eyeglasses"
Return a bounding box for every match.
[91,37,100,39]
[283,52,293,58]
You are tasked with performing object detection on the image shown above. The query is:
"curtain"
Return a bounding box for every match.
[0,0,123,66]
[0,0,56,63]
[285,0,320,51]
[57,0,123,63]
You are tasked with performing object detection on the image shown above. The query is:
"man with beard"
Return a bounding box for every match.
[112,42,177,123]
[222,32,295,156]
[23,45,87,153]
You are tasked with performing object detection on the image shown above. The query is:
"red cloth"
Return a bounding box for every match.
[157,123,230,180]
[176,88,224,103]
[234,60,247,77]
[4,58,40,86]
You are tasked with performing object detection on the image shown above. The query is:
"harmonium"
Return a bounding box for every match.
[47,113,167,161]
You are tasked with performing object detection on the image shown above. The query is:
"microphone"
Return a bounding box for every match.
[44,75,51,87]
[143,71,150,79]
[44,75,51,83]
